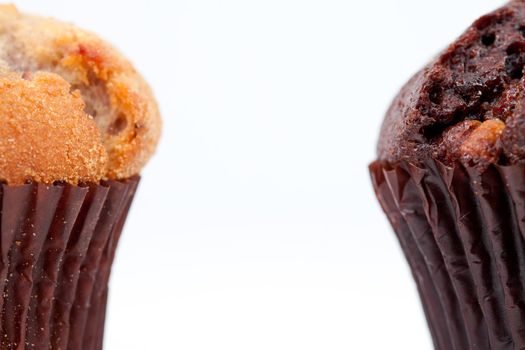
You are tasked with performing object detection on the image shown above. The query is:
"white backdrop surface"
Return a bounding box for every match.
[8,0,508,348]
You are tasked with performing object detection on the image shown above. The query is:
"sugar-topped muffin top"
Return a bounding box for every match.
[0,5,161,184]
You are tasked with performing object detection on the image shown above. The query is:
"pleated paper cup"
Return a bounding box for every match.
[0,176,139,350]
[370,160,525,350]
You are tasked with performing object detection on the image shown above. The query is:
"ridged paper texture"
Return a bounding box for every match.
[370,160,525,350]
[0,177,139,350]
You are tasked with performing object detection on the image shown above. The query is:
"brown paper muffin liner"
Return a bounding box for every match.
[0,176,139,350]
[370,160,525,350]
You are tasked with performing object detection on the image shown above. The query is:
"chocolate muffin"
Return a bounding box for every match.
[378,0,525,169]
[370,1,525,349]
[0,5,161,349]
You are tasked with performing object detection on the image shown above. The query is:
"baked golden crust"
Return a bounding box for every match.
[0,4,161,182]
[0,71,107,184]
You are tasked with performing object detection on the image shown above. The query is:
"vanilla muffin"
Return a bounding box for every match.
[0,5,161,350]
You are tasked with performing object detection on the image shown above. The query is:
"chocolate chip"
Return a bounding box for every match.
[429,84,443,104]
[519,25,525,38]
[481,32,496,46]
[505,42,525,79]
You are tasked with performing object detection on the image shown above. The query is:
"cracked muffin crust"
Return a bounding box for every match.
[377,0,525,169]
[0,4,161,184]
[0,71,107,184]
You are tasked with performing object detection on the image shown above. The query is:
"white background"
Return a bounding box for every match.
[10,0,508,349]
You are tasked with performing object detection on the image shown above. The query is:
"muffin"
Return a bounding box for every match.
[370,1,525,349]
[0,5,161,349]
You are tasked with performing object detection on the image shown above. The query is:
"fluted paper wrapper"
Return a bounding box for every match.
[0,176,139,350]
[370,160,525,350]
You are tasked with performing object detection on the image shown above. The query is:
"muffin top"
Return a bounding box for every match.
[0,5,161,184]
[378,0,525,168]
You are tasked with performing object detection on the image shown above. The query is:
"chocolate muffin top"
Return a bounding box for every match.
[378,0,525,168]
[0,5,161,184]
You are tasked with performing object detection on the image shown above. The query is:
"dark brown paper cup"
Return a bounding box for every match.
[0,176,139,350]
[370,160,525,350]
